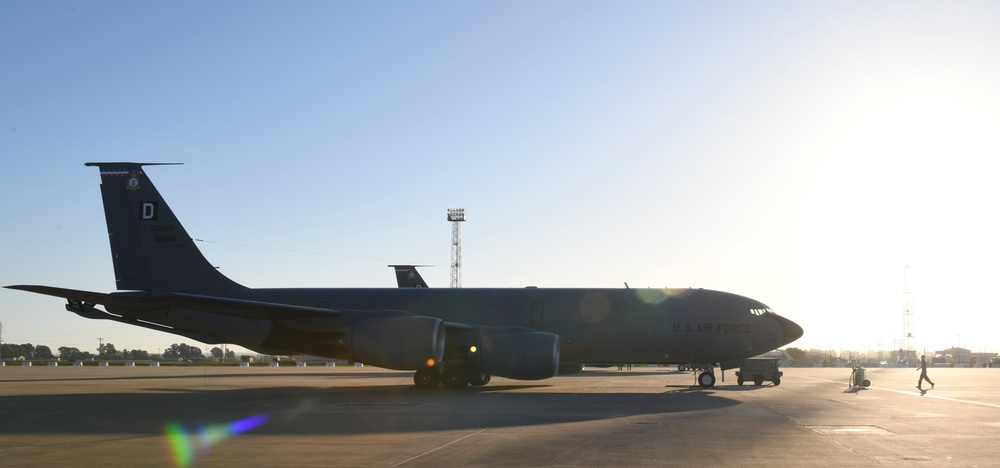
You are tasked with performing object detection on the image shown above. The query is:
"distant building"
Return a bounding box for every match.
[970,352,997,368]
[933,347,971,367]
[934,348,998,367]
[890,348,918,366]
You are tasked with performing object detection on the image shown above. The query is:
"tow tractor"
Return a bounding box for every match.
[735,358,783,386]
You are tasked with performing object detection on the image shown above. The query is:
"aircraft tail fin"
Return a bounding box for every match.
[389,265,429,288]
[85,162,244,292]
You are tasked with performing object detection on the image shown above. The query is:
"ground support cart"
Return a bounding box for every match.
[736,358,782,386]
[849,365,871,388]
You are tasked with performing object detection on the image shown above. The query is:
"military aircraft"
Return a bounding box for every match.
[389,265,430,288]
[6,163,802,389]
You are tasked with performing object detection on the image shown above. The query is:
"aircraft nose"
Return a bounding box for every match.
[769,314,803,346]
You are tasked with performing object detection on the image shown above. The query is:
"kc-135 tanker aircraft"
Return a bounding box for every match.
[7,163,802,389]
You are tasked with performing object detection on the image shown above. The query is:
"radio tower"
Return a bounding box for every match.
[447,208,466,288]
[902,265,916,365]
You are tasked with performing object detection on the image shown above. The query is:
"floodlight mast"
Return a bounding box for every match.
[902,265,916,365]
[447,208,466,288]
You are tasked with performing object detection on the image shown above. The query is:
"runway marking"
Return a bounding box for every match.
[798,375,1000,410]
[335,403,426,407]
[388,414,525,467]
[807,425,896,435]
[391,375,619,466]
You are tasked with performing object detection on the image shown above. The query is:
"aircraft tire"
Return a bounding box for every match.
[469,371,491,387]
[773,377,781,386]
[442,367,469,390]
[754,377,764,386]
[737,376,744,386]
[413,369,439,389]
[698,372,716,388]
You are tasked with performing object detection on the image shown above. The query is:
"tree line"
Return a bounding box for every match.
[1,342,236,361]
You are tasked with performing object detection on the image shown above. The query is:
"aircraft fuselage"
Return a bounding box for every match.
[109,286,795,367]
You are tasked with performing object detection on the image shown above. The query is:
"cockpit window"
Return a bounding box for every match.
[750,308,775,316]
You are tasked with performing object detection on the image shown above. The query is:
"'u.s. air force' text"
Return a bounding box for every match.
[674,323,751,333]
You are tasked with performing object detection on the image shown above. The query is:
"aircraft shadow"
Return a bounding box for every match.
[0,383,742,437]
[0,371,407,385]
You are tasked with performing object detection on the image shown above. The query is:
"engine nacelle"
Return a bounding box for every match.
[482,331,560,380]
[347,316,445,370]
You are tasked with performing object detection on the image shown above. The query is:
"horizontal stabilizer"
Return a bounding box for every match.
[5,284,344,320]
[5,285,427,325]
[6,285,162,310]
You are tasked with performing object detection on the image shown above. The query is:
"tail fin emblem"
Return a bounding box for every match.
[126,170,141,191]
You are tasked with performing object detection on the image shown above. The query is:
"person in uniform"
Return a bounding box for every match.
[917,355,935,390]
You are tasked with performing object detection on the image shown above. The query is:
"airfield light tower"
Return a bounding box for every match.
[448,208,466,288]
[902,265,916,365]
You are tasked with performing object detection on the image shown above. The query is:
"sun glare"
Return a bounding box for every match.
[796,95,1000,351]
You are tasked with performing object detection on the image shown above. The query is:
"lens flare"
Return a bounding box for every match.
[578,292,610,323]
[165,423,192,468]
[633,288,690,305]
[166,414,269,467]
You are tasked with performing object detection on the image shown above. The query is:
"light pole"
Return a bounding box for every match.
[447,208,466,288]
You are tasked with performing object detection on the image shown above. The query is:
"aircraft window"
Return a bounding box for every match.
[750,308,775,316]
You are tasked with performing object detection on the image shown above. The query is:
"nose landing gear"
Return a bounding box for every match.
[697,370,716,388]
[683,363,718,388]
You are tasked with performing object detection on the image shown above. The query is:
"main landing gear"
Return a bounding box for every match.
[413,365,491,390]
[413,368,439,388]
[413,343,490,390]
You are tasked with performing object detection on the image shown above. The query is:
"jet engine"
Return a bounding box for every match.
[346,316,445,370]
[482,331,560,380]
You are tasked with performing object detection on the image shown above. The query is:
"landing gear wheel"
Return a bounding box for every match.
[754,376,764,386]
[773,377,781,386]
[468,371,491,387]
[698,371,716,388]
[442,368,469,390]
[413,369,439,389]
[678,364,687,371]
[737,376,744,386]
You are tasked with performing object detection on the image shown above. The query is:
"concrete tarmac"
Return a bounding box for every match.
[1,365,998,467]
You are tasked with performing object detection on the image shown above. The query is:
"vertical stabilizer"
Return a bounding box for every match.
[85,163,244,292]
[389,265,430,288]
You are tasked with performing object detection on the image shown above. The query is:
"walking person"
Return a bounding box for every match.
[917,355,935,390]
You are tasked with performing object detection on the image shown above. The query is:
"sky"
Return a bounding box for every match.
[2,1,1000,358]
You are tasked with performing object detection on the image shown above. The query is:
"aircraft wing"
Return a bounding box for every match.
[5,285,346,320]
